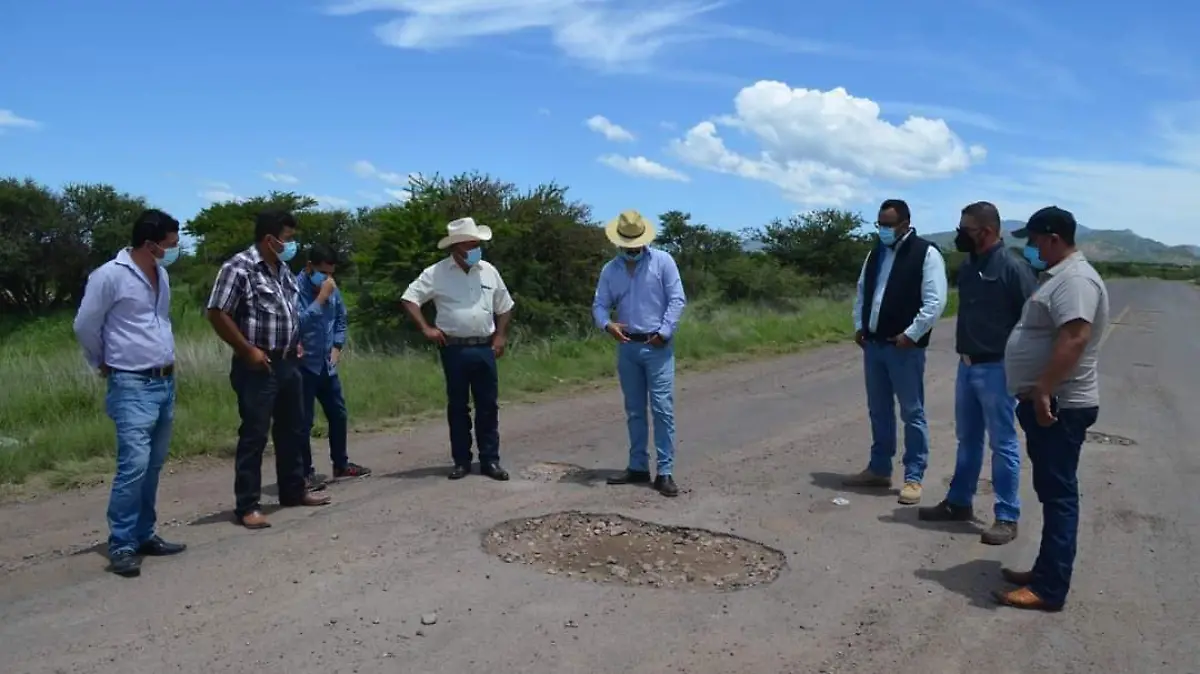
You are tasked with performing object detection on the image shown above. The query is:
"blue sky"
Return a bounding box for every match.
[2,0,1198,245]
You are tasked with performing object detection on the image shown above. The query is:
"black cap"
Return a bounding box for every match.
[1012,206,1077,239]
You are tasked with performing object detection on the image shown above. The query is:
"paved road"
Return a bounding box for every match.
[0,279,1196,674]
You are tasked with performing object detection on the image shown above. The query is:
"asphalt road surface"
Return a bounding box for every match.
[0,278,1196,674]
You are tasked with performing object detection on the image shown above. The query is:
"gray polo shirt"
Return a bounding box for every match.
[1004,252,1109,408]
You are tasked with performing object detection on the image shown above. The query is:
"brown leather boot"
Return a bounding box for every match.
[238,510,271,529]
[993,586,1063,612]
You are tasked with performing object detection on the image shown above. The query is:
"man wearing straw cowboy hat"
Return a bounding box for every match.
[401,217,516,481]
[592,210,688,497]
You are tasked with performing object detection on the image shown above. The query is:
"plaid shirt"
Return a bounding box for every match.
[207,245,300,352]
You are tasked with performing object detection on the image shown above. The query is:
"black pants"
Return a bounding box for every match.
[439,344,500,467]
[230,354,308,517]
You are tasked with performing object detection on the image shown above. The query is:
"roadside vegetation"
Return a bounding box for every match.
[0,173,964,487]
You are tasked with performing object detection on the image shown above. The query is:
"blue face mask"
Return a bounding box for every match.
[310,271,326,286]
[464,247,483,266]
[877,226,897,247]
[157,246,179,268]
[621,247,644,262]
[1023,244,1047,271]
[278,239,298,263]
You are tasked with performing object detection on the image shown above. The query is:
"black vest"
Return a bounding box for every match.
[861,233,935,348]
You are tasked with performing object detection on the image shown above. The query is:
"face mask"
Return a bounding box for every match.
[954,229,976,253]
[1023,244,1047,271]
[157,246,180,268]
[310,271,326,286]
[278,239,298,263]
[877,226,897,247]
[464,247,483,266]
[621,248,644,262]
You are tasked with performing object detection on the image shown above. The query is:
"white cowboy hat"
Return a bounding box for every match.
[437,216,493,250]
[604,209,656,248]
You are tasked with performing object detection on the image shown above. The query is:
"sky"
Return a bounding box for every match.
[2,0,1199,245]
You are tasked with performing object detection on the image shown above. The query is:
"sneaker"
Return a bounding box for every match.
[334,463,372,479]
[897,482,923,505]
[981,520,1018,545]
[917,499,974,522]
[305,472,328,491]
[108,549,141,577]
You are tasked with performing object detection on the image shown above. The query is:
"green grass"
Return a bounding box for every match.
[0,292,958,488]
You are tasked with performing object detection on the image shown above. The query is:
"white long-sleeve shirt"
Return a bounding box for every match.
[852,232,948,341]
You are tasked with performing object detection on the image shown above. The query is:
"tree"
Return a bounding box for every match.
[755,208,872,288]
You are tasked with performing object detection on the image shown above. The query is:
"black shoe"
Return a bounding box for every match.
[108,550,141,577]
[917,499,974,522]
[481,462,510,481]
[448,464,471,480]
[333,462,372,478]
[654,475,679,497]
[607,470,651,485]
[305,472,328,491]
[981,520,1018,545]
[137,536,187,557]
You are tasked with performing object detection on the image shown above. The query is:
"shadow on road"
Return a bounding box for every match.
[188,504,282,527]
[558,468,626,486]
[809,471,897,496]
[69,542,107,560]
[878,506,983,534]
[384,465,453,480]
[914,559,1005,609]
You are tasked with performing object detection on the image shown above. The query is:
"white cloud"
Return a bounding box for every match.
[310,194,351,208]
[0,109,40,132]
[586,115,635,142]
[384,188,412,202]
[598,154,689,182]
[199,189,241,203]
[262,172,300,184]
[668,80,986,206]
[352,159,412,186]
[325,0,733,68]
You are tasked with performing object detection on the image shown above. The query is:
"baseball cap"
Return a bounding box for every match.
[1011,206,1077,239]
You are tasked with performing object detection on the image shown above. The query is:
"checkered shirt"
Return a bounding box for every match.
[207,245,300,352]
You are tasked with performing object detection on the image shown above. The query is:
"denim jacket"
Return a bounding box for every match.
[296,271,348,376]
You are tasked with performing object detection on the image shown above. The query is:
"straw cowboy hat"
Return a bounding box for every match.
[437,217,493,250]
[604,209,656,248]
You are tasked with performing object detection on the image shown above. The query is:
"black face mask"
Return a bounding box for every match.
[954,228,976,253]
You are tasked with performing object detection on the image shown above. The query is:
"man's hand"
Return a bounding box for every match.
[647,333,665,347]
[330,346,341,366]
[1032,386,1058,427]
[492,334,507,358]
[891,333,916,349]
[244,346,272,371]
[605,322,630,343]
[317,276,337,302]
[98,364,111,378]
[422,326,447,346]
[854,330,865,348]
[296,342,305,358]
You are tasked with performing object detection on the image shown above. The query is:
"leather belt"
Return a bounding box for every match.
[960,353,1003,365]
[113,364,175,378]
[444,335,493,346]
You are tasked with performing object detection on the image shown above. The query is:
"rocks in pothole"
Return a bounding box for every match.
[482,511,785,591]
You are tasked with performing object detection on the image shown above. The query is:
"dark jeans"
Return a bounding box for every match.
[229,355,308,517]
[1016,401,1099,606]
[439,344,500,467]
[301,366,349,474]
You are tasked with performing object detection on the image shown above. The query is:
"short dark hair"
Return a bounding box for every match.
[878,199,911,223]
[308,243,338,266]
[254,209,298,242]
[130,209,180,248]
[961,201,1002,231]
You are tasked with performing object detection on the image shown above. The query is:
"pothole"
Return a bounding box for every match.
[1086,431,1137,446]
[940,476,993,495]
[483,511,786,591]
[520,462,586,482]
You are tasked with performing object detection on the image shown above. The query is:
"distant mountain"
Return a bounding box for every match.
[925,221,1199,265]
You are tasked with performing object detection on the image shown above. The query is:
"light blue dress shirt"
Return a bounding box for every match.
[852,231,948,341]
[591,248,688,339]
[296,270,348,376]
[73,248,176,371]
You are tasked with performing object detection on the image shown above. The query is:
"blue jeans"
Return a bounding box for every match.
[947,361,1021,522]
[301,366,349,473]
[439,345,500,467]
[1017,401,1098,606]
[105,371,175,556]
[864,341,929,483]
[617,341,676,475]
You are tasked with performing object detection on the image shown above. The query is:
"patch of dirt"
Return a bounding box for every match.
[482,511,786,591]
[1086,431,1137,446]
[519,462,586,482]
